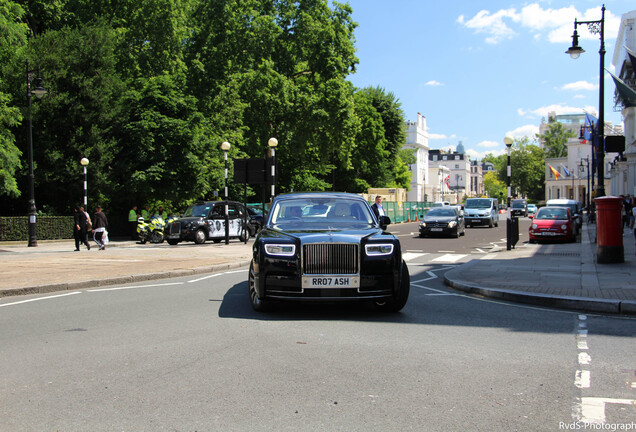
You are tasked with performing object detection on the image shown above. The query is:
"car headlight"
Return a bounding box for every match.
[561,224,568,230]
[264,244,296,256]
[420,222,427,228]
[365,244,394,256]
[448,221,457,228]
[532,224,538,229]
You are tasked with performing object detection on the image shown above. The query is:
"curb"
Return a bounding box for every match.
[443,274,636,315]
[0,260,252,298]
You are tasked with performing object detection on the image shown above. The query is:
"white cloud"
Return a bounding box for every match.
[561,81,597,91]
[518,104,597,119]
[466,148,507,160]
[428,133,455,140]
[478,140,499,148]
[457,9,519,44]
[506,124,539,139]
[458,4,620,45]
[425,80,444,86]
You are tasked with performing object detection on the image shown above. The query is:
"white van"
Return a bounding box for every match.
[464,198,499,228]
[433,201,450,207]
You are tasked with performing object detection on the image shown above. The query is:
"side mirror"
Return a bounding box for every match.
[379,215,391,230]
[529,215,534,219]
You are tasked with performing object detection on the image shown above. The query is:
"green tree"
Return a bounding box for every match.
[538,121,574,158]
[510,136,545,201]
[483,170,506,201]
[0,0,28,198]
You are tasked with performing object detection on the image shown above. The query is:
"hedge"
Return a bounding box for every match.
[0,216,74,241]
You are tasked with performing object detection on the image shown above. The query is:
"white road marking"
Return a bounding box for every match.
[410,283,458,296]
[402,252,428,262]
[580,397,636,424]
[432,254,466,263]
[578,352,591,365]
[474,248,486,253]
[575,370,591,388]
[188,269,245,283]
[0,292,81,307]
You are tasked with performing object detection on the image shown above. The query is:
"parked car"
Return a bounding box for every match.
[165,201,250,245]
[246,207,264,237]
[527,204,538,215]
[528,206,576,243]
[248,192,409,312]
[546,199,582,235]
[419,206,465,238]
[464,197,499,228]
[510,199,528,217]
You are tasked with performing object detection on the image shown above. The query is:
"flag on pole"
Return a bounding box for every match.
[561,164,571,177]
[549,164,560,180]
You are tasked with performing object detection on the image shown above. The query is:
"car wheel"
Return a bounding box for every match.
[249,261,269,312]
[194,229,207,244]
[460,225,466,236]
[488,218,494,228]
[453,228,460,238]
[239,226,250,242]
[375,261,409,313]
[167,239,179,246]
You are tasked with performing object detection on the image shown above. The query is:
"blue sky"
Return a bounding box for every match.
[343,0,631,160]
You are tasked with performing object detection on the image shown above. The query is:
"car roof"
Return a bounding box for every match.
[546,199,579,204]
[274,192,366,202]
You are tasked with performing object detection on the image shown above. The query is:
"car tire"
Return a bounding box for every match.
[239,226,250,243]
[460,225,466,236]
[249,261,269,312]
[488,218,494,228]
[167,239,179,246]
[375,261,409,313]
[194,229,207,244]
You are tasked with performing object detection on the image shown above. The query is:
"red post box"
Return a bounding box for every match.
[594,196,624,263]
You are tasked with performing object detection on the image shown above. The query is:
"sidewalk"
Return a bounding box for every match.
[0,238,253,297]
[444,222,636,315]
[2,225,635,315]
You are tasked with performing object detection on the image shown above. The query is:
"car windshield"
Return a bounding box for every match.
[535,208,569,220]
[548,203,578,214]
[465,199,492,209]
[512,202,525,208]
[270,198,375,228]
[183,203,213,218]
[427,208,456,217]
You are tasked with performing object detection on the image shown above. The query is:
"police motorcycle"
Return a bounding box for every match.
[137,215,166,244]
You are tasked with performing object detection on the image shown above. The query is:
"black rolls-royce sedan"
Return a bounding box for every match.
[248,192,410,312]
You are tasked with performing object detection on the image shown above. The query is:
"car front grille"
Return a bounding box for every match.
[302,243,359,275]
[167,222,181,235]
[427,221,449,228]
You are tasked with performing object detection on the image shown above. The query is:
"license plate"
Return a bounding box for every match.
[431,228,443,232]
[302,276,360,288]
[541,232,557,236]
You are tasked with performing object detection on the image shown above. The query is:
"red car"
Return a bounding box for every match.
[528,206,576,243]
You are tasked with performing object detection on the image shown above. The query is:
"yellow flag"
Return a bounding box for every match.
[549,164,560,180]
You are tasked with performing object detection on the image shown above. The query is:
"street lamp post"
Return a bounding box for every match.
[267,138,278,203]
[455,174,462,203]
[566,5,606,198]
[26,61,47,247]
[81,158,89,207]
[221,141,231,245]
[504,136,513,209]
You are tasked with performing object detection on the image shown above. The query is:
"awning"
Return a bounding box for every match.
[607,69,636,108]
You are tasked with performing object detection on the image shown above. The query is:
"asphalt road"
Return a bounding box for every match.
[1,241,634,431]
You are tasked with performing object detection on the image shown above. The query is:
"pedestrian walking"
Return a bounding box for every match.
[128,205,138,240]
[73,206,90,251]
[93,205,108,250]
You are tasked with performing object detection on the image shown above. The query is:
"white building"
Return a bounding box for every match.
[404,113,430,201]
[610,9,636,197]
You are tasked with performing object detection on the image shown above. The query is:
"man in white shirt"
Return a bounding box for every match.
[371,195,385,219]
